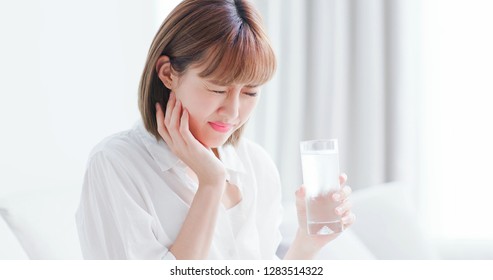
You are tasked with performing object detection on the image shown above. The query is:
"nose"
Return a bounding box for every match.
[218,91,240,120]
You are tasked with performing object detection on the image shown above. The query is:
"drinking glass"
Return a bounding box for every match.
[300,139,343,235]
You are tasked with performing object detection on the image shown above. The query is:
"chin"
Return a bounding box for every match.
[204,139,228,149]
[200,134,232,149]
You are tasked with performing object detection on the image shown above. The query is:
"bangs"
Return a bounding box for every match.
[194,24,276,86]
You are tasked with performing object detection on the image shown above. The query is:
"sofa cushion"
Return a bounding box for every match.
[0,187,83,259]
[349,182,438,259]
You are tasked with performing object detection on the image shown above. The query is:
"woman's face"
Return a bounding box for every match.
[171,66,260,148]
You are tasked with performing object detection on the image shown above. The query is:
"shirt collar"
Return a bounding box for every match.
[135,121,180,172]
[216,143,246,174]
[135,121,246,174]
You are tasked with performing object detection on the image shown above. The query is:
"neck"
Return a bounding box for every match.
[211,147,220,159]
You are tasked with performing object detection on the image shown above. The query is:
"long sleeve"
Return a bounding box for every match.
[75,151,175,260]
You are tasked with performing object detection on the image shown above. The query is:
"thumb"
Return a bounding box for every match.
[295,185,306,201]
[295,185,307,217]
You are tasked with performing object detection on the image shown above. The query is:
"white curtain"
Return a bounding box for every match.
[249,0,493,258]
[247,0,420,199]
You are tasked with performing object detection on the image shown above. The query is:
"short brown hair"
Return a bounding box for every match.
[138,0,276,145]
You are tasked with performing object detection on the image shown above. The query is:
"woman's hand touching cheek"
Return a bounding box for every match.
[156,92,227,188]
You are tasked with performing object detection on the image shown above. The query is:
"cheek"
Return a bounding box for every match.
[182,96,216,120]
[174,87,213,117]
[180,102,205,135]
[176,93,216,135]
[187,115,202,137]
[240,99,258,119]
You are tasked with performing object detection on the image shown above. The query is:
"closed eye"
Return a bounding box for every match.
[211,90,227,94]
[243,92,258,97]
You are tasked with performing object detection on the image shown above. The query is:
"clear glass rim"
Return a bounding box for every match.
[300,138,338,145]
[300,138,338,152]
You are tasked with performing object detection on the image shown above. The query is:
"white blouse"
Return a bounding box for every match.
[75,121,283,260]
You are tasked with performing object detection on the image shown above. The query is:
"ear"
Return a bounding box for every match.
[155,55,176,90]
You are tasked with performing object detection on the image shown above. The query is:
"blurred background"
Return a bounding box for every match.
[1,0,492,259]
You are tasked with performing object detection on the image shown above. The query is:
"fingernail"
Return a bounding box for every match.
[333,193,341,201]
[295,187,304,196]
[345,185,352,195]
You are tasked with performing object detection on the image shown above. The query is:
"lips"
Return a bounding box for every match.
[208,121,233,133]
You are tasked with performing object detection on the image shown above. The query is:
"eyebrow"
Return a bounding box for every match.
[207,80,260,88]
[244,85,260,88]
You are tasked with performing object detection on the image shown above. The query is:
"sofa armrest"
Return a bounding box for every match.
[0,187,83,259]
[0,215,28,260]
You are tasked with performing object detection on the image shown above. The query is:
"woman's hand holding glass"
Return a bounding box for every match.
[155,92,227,188]
[295,173,356,249]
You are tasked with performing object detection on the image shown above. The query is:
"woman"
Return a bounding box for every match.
[76,0,355,260]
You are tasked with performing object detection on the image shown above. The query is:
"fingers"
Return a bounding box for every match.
[165,92,175,127]
[294,185,307,221]
[156,91,187,148]
[156,102,164,128]
[334,181,354,228]
[295,185,306,209]
[332,184,352,202]
[160,92,187,147]
[155,103,172,144]
[179,108,196,141]
[295,185,306,197]
[339,173,347,185]
[333,175,354,226]
[341,184,352,198]
[335,199,352,215]
[333,173,348,201]
[342,211,356,226]
[169,97,182,135]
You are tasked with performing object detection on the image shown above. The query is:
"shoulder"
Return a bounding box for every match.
[82,127,149,197]
[86,127,143,169]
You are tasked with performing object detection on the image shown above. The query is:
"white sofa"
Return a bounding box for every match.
[0,182,438,260]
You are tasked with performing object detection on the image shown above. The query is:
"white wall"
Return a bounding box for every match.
[0,1,178,197]
[421,0,493,241]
